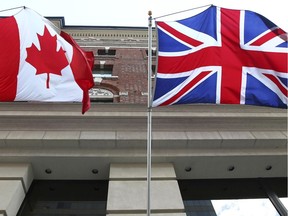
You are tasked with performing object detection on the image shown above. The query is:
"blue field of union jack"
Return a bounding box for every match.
[152,5,288,108]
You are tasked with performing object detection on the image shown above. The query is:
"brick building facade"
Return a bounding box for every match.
[91,47,149,104]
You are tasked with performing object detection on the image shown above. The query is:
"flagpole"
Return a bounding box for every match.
[147,10,153,216]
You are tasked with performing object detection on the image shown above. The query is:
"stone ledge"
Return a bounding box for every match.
[107,214,186,216]
[0,130,286,150]
[0,163,33,193]
[0,103,286,115]
[109,163,176,180]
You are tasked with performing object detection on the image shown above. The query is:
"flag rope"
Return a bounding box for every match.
[0,6,25,13]
[154,4,212,20]
[0,6,62,34]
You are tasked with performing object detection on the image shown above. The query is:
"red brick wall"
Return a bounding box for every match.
[86,47,152,104]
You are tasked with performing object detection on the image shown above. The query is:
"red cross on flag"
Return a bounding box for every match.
[0,7,94,114]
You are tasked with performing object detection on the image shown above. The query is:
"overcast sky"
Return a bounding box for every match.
[0,0,287,31]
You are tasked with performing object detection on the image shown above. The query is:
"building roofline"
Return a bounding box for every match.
[45,16,151,30]
[0,15,153,30]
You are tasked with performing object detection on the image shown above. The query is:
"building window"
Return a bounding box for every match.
[145,48,157,57]
[179,178,287,216]
[89,88,114,103]
[147,65,156,76]
[17,180,108,216]
[93,63,113,77]
[97,48,116,56]
[152,65,156,74]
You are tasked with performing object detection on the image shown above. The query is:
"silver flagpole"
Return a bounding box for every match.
[147,10,153,216]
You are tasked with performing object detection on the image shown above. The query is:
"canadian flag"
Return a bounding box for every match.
[0,7,94,114]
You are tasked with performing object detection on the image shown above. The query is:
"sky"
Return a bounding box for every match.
[0,0,287,31]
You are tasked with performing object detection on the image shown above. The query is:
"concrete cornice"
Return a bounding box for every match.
[0,103,286,180]
[0,103,286,131]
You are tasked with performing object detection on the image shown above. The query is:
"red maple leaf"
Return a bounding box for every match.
[26,26,69,89]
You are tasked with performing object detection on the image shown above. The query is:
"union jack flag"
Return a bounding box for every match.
[152,5,288,108]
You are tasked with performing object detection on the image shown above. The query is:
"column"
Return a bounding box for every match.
[0,164,33,216]
[107,163,186,216]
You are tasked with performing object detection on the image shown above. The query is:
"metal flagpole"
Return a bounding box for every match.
[147,10,153,216]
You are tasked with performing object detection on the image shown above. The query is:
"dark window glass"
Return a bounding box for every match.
[97,49,116,56]
[17,180,108,216]
[90,97,113,103]
[93,65,113,77]
[179,178,287,216]
[145,49,156,56]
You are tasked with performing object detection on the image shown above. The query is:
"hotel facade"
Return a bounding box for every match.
[0,17,287,216]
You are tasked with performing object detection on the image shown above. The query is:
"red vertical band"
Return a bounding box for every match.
[0,17,20,101]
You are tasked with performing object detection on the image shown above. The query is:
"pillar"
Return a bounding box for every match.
[0,164,33,216]
[107,163,186,216]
